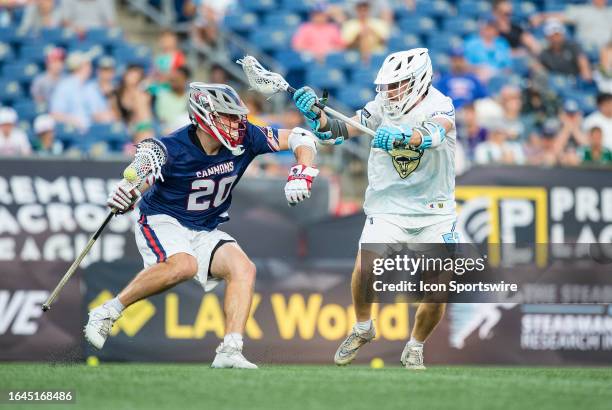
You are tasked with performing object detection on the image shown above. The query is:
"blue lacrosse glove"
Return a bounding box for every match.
[372,126,412,151]
[293,87,343,145]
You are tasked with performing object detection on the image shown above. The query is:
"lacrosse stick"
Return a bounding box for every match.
[237,55,376,137]
[41,138,167,312]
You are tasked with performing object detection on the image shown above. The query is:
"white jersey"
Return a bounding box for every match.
[358,86,456,228]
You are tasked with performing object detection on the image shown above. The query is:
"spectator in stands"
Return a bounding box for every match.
[537,19,592,82]
[155,66,191,134]
[474,120,525,165]
[18,0,61,35]
[244,92,267,127]
[154,31,186,85]
[435,47,488,110]
[84,56,117,123]
[31,47,65,106]
[457,103,487,160]
[184,0,235,48]
[342,1,390,61]
[498,85,533,141]
[0,107,31,156]
[584,93,612,150]
[579,126,612,165]
[32,114,62,155]
[464,16,512,83]
[532,0,612,50]
[330,0,393,25]
[492,0,539,55]
[50,52,109,130]
[594,42,612,94]
[111,64,153,143]
[208,63,242,92]
[292,3,345,62]
[60,0,116,35]
[525,119,564,167]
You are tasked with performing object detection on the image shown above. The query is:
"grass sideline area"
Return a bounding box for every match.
[1,364,611,410]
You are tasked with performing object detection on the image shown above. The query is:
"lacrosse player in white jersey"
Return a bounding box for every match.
[293,48,458,369]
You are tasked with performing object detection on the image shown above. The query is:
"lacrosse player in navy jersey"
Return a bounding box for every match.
[84,83,319,369]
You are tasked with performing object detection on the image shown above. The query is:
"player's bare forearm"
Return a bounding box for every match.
[294,145,315,166]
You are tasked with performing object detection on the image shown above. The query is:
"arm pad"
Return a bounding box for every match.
[318,118,349,140]
[413,121,446,149]
[288,127,317,154]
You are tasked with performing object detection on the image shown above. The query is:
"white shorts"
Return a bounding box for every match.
[135,213,235,291]
[359,214,459,246]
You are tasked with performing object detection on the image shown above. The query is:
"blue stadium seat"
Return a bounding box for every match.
[443,17,478,37]
[427,32,462,53]
[547,74,577,94]
[223,12,259,33]
[264,12,302,30]
[19,43,48,64]
[388,33,422,52]
[249,28,291,53]
[306,66,346,93]
[511,56,530,76]
[562,90,596,114]
[242,0,276,14]
[0,27,19,45]
[67,39,105,56]
[416,0,453,19]
[2,62,40,84]
[86,28,123,47]
[112,45,152,68]
[337,86,376,111]
[351,68,377,86]
[0,81,24,104]
[0,42,15,64]
[12,99,41,123]
[456,0,492,18]
[398,16,436,37]
[325,51,361,71]
[280,0,311,15]
[274,49,311,71]
[37,28,66,44]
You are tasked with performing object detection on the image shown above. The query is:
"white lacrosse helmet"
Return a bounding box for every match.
[374,48,433,120]
[188,82,249,155]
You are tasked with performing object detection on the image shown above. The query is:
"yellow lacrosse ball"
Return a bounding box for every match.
[123,167,138,183]
[87,356,99,367]
[370,357,384,369]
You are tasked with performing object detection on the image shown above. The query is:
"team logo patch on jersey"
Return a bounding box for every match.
[390,147,423,179]
[265,126,280,152]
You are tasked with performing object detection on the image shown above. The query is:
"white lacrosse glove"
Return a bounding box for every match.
[107,179,141,214]
[284,164,319,206]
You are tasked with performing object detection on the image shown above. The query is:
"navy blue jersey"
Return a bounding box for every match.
[139,122,280,231]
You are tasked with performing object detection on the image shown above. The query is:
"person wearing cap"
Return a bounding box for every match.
[84,56,117,123]
[492,0,539,55]
[341,1,390,60]
[464,15,512,83]
[32,114,62,155]
[291,2,345,62]
[538,19,592,82]
[584,93,612,150]
[31,47,65,105]
[0,107,32,156]
[435,47,488,110]
[50,51,110,130]
[474,119,525,165]
[525,118,564,166]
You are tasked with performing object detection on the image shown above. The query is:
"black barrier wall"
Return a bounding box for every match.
[1,159,611,364]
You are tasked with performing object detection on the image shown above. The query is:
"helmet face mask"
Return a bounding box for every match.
[188,83,249,155]
[374,48,433,120]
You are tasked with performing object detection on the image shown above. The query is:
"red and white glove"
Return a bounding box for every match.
[284,164,319,206]
[107,179,141,214]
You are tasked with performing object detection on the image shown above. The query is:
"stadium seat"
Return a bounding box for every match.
[0,42,15,64]
[325,51,361,71]
[12,99,41,123]
[2,62,40,84]
[274,49,312,71]
[249,28,291,53]
[279,0,311,15]
[37,28,66,44]
[306,66,346,93]
[511,56,530,76]
[443,17,478,37]
[337,86,376,111]
[112,45,152,68]
[547,74,577,94]
[456,0,492,18]
[86,28,123,47]
[387,34,422,52]
[19,43,49,64]
[0,81,24,104]
[67,39,105,57]
[398,16,436,37]
[427,32,462,54]
[242,0,276,14]
[416,0,453,19]
[223,12,259,34]
[264,12,302,30]
[351,68,377,86]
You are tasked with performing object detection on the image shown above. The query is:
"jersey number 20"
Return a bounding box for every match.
[187,176,238,211]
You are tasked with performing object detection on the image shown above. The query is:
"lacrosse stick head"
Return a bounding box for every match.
[237,55,289,96]
[123,138,168,187]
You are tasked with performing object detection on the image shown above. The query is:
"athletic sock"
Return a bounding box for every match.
[355,319,372,333]
[224,333,243,349]
[104,297,124,313]
[409,337,424,347]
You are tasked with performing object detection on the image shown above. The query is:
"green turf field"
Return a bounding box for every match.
[1,364,611,410]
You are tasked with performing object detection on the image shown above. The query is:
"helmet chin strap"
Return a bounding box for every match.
[208,123,245,156]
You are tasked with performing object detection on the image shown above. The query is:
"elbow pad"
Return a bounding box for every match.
[288,127,317,154]
[414,121,446,149]
[318,118,349,140]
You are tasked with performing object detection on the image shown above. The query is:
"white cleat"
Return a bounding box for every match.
[334,325,376,366]
[84,305,121,350]
[401,342,426,370]
[211,343,258,369]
